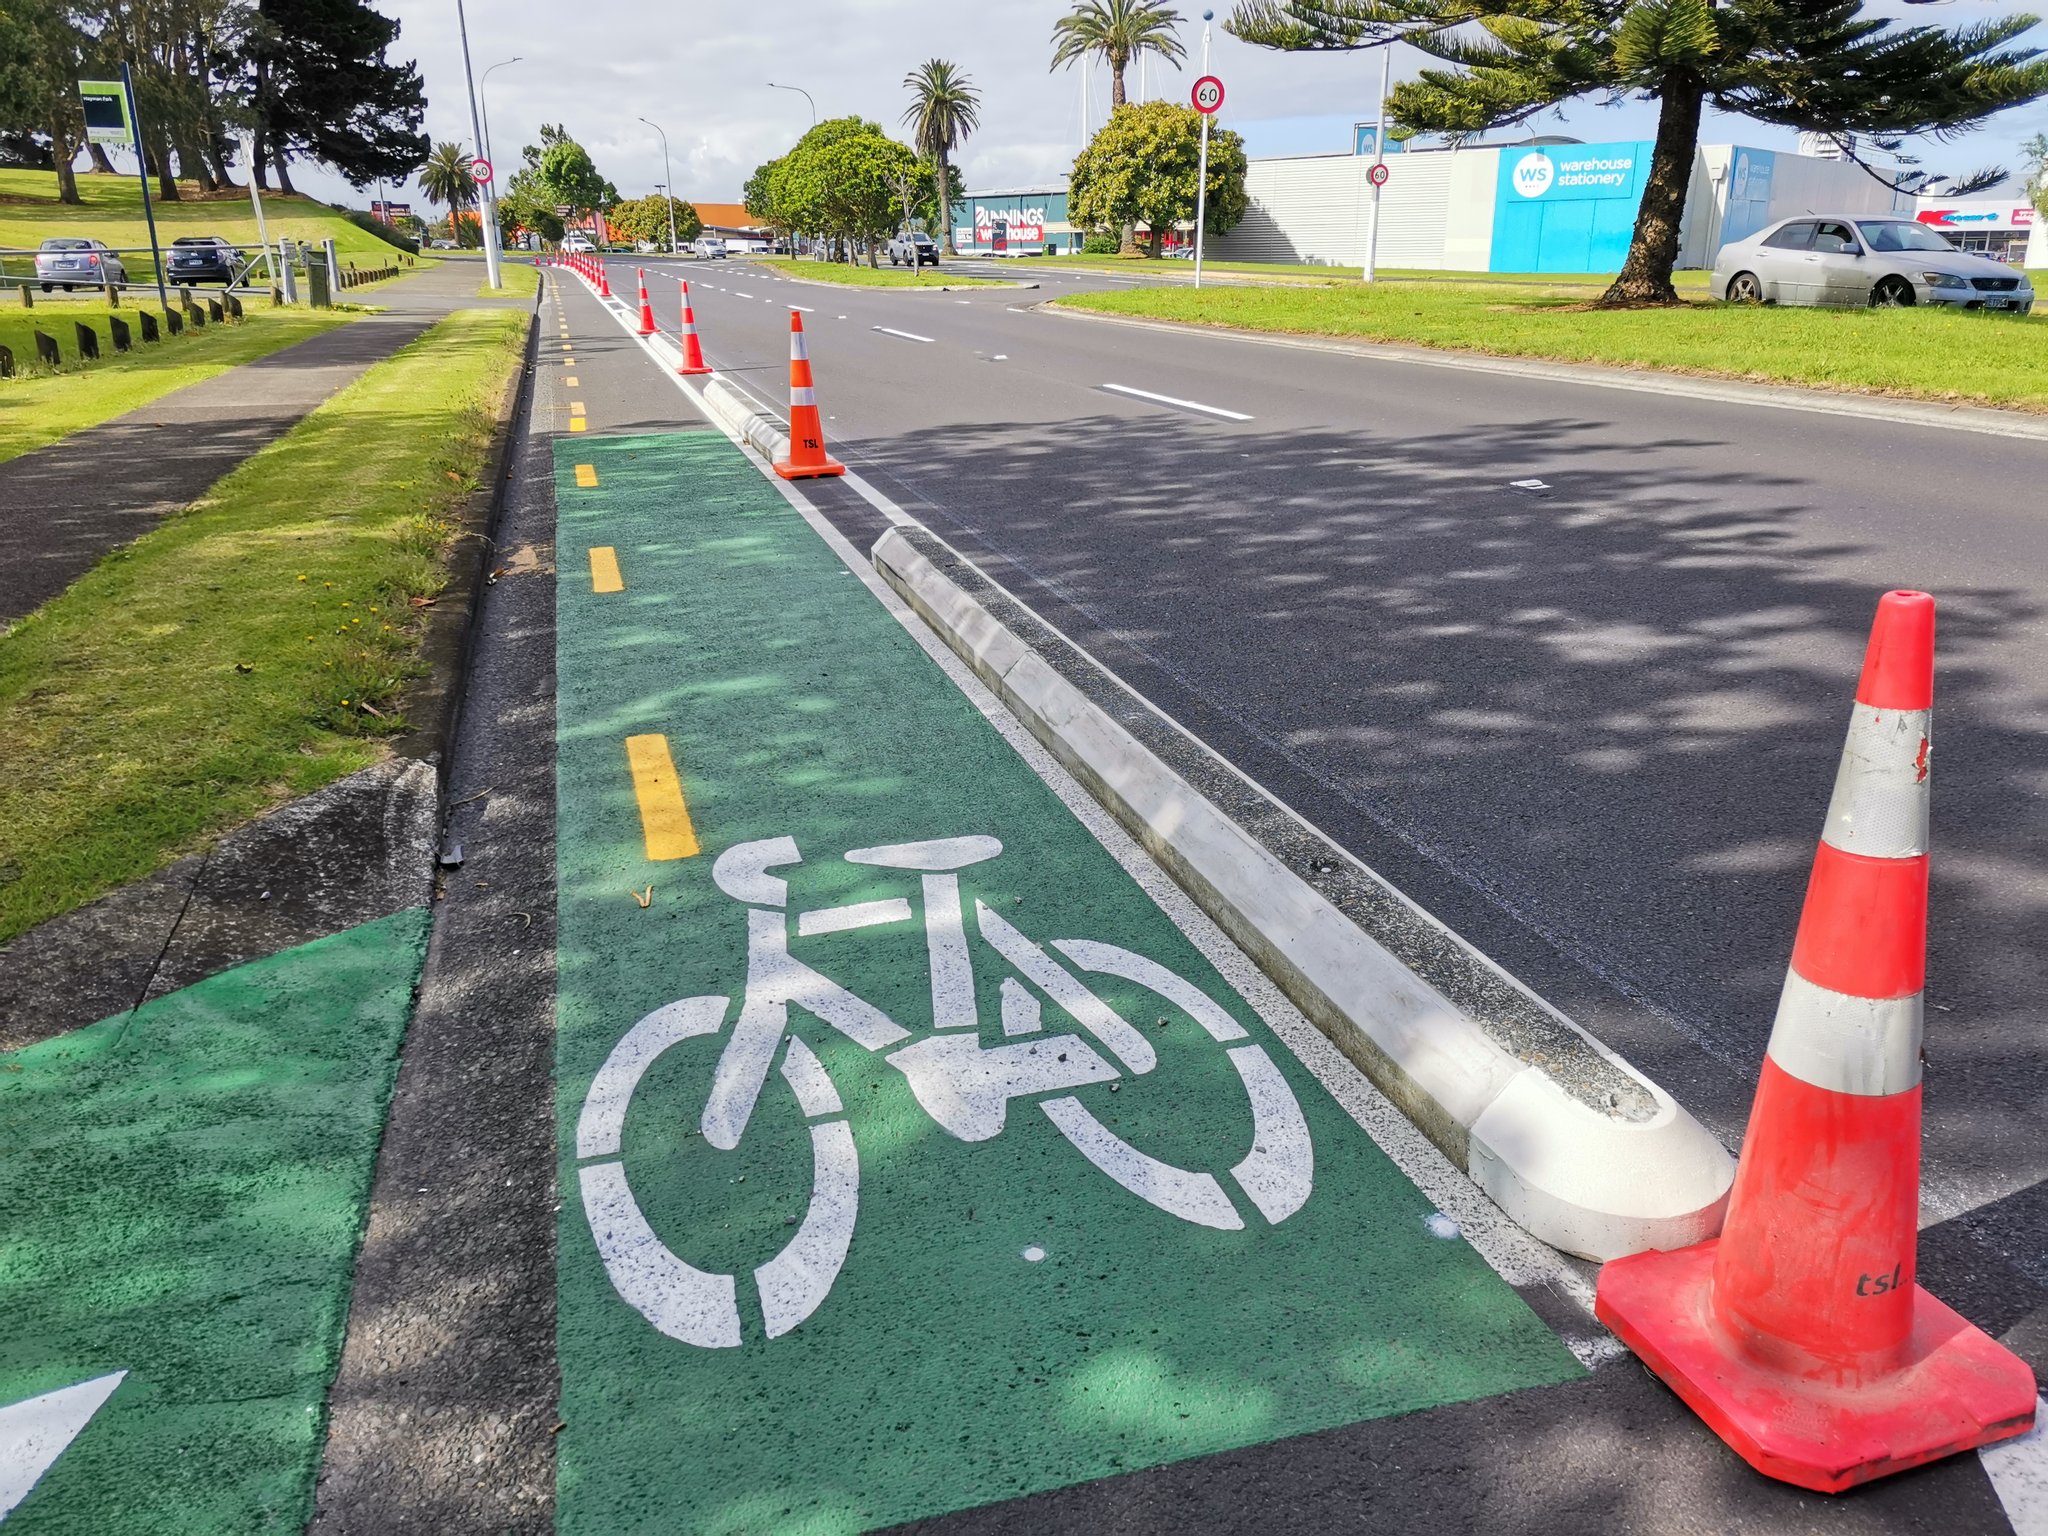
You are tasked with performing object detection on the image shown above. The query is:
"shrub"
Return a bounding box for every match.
[1082,231,1119,255]
[344,210,419,256]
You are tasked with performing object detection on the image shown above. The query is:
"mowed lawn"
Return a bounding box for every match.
[0,301,351,463]
[1052,281,2048,412]
[745,255,1008,288]
[0,306,530,942]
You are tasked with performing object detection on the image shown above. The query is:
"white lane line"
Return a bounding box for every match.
[873,326,935,344]
[735,291,754,298]
[792,304,816,313]
[1984,1401,2048,1535]
[1101,382,1253,422]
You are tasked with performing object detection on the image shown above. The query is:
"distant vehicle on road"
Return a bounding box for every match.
[887,232,939,267]
[561,233,595,254]
[35,237,126,291]
[166,235,241,285]
[691,237,728,259]
[1714,216,2035,313]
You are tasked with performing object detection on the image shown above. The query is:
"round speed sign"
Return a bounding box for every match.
[1191,75,1224,114]
[471,157,494,186]
[1368,161,1390,188]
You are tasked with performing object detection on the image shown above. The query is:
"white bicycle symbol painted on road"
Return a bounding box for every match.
[575,834,1313,1347]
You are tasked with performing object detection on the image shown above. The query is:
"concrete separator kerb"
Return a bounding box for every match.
[870,524,1735,1263]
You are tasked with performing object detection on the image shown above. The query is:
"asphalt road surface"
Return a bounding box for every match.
[367,257,2047,1534]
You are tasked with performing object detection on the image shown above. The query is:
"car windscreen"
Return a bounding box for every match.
[172,237,225,247]
[40,238,91,250]
[1857,221,1958,254]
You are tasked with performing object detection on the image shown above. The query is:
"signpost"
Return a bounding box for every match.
[237,130,278,296]
[78,71,168,314]
[1362,44,1392,283]
[1191,26,1223,290]
[470,157,493,187]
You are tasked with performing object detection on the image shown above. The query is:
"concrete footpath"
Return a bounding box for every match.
[0,257,529,625]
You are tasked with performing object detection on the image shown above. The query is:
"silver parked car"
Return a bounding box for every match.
[1713,216,2034,313]
[35,237,128,291]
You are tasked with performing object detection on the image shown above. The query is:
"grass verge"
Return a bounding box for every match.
[479,260,539,299]
[0,301,352,463]
[745,255,1007,288]
[1013,253,1714,291]
[1051,282,2047,411]
[0,305,529,943]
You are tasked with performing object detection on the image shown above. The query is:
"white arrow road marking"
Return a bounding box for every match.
[1983,1399,2048,1535]
[872,326,935,344]
[1101,383,1253,422]
[0,1371,127,1520]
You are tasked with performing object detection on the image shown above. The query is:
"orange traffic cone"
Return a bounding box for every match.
[1596,590,2036,1493]
[634,268,656,336]
[598,262,611,299]
[772,310,844,480]
[675,281,712,376]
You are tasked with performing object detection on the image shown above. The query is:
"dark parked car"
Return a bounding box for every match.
[35,237,127,291]
[166,235,243,285]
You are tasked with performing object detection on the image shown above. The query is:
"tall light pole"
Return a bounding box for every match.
[767,82,817,125]
[481,56,522,171]
[639,116,677,251]
[1193,10,1213,288]
[454,0,503,288]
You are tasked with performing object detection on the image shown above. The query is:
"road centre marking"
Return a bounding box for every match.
[792,305,815,313]
[623,734,701,860]
[1101,382,1253,422]
[873,326,935,344]
[735,291,754,298]
[589,547,624,593]
[565,376,579,387]
[571,401,586,413]
[570,418,587,433]
[575,463,599,487]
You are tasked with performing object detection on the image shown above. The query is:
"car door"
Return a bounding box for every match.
[1754,222,1817,302]
[1808,222,1865,307]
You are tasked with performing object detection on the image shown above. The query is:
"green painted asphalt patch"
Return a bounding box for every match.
[552,431,1581,1533]
[0,908,430,1532]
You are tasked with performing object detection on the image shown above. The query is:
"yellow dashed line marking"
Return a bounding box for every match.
[589,546,624,592]
[571,401,586,414]
[624,734,700,860]
[569,418,587,432]
[564,376,578,386]
[575,463,599,487]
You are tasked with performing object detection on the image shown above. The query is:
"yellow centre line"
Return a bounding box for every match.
[624,734,700,860]
[569,418,587,432]
[589,546,624,592]
[575,463,599,487]
[564,376,579,386]
[571,401,586,413]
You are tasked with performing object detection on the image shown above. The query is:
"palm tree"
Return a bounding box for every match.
[1050,0,1187,109]
[418,142,476,247]
[902,59,982,256]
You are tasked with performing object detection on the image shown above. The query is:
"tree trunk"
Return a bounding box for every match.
[1599,69,1704,307]
[49,115,81,203]
[86,141,116,175]
[274,151,297,196]
[937,150,954,254]
[148,135,180,201]
[1110,61,1126,109]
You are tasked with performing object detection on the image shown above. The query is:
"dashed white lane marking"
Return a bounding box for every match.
[735,291,754,298]
[1984,1400,2048,1535]
[873,326,935,344]
[1101,382,1254,422]
[792,304,816,313]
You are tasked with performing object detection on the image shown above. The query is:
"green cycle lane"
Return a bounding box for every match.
[552,430,1581,1534]
[0,908,430,1532]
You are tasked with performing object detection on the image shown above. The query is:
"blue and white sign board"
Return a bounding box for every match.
[1489,141,1654,272]
[1352,125,1407,157]
[1721,148,1778,248]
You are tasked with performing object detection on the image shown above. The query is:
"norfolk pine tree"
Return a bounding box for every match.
[1227,1,2048,306]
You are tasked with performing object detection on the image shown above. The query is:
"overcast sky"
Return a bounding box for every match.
[288,1,2048,216]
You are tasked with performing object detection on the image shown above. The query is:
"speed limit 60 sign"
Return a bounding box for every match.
[1368,162,1390,188]
[1192,75,1224,114]
[471,157,494,185]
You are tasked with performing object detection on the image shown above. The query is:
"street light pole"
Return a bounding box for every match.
[481,57,522,171]
[1194,11,1212,289]
[639,116,676,251]
[767,82,817,125]
[1362,42,1391,284]
[454,0,503,288]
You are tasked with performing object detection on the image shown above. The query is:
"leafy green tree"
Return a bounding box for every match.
[901,58,980,254]
[1070,99,1247,255]
[0,0,90,203]
[241,0,428,192]
[1050,0,1187,109]
[497,172,566,244]
[419,139,476,245]
[770,116,920,264]
[2024,131,2048,218]
[1228,0,2048,307]
[743,156,788,237]
[608,193,701,248]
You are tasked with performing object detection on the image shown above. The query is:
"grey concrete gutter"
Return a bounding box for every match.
[872,523,1734,1262]
[1040,303,2048,444]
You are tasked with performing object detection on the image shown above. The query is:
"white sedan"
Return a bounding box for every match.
[1713,216,2034,314]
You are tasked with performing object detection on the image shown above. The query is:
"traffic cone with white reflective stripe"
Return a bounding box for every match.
[773,310,844,480]
[675,280,712,376]
[634,267,656,336]
[1596,590,2036,1494]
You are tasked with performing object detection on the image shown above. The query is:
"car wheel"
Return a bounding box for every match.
[1871,276,1916,308]
[1727,272,1763,304]
[40,282,52,292]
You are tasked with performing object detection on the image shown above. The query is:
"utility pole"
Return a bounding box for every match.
[1362,43,1391,283]
[1193,12,1213,289]
[454,0,503,288]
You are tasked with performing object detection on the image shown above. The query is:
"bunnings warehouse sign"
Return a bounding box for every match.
[1491,140,1654,273]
